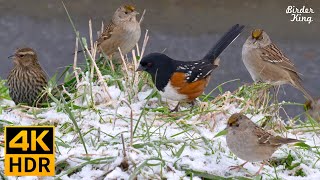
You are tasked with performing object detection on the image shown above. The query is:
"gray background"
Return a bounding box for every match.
[0,0,319,117]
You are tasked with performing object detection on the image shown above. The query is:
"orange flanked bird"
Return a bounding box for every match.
[137,24,244,111]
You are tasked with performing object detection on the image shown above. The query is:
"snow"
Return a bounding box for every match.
[1,83,320,179]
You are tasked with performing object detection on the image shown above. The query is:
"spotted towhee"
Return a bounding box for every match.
[137,24,245,111]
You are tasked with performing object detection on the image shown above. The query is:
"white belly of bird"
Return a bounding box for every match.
[159,81,188,101]
[121,24,141,54]
[226,129,276,162]
[242,46,261,82]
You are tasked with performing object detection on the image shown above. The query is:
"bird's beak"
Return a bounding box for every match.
[252,37,258,44]
[253,39,257,44]
[136,65,144,72]
[8,55,14,59]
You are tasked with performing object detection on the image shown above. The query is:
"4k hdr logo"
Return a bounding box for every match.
[4,126,55,176]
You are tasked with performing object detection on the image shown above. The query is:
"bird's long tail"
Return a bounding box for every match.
[293,80,314,102]
[271,136,301,145]
[203,24,245,63]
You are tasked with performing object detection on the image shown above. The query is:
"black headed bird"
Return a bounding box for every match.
[137,24,245,111]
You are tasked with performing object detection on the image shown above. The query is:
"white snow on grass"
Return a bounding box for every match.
[1,84,320,180]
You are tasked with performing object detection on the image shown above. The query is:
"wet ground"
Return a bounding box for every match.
[0,0,319,117]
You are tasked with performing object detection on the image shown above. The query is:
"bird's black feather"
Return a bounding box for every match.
[203,24,245,63]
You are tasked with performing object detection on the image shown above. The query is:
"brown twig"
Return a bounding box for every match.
[139,9,146,24]
[118,47,130,77]
[84,45,112,101]
[73,37,80,84]
[140,30,149,57]
[89,19,93,54]
[121,134,127,158]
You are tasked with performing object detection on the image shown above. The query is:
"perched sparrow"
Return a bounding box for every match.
[137,24,244,111]
[305,98,320,121]
[242,29,313,101]
[226,113,300,174]
[7,48,47,106]
[97,5,141,60]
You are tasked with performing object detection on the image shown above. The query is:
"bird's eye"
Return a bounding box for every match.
[147,62,152,67]
[18,54,24,58]
[125,11,128,14]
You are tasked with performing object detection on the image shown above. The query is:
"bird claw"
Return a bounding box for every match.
[229,161,248,172]
[170,102,180,112]
[253,162,265,176]
[229,165,244,171]
[170,107,179,112]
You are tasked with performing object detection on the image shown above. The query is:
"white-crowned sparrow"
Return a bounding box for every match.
[226,113,300,174]
[7,47,47,106]
[97,4,141,60]
[242,29,313,101]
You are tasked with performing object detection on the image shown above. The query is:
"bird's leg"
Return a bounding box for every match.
[170,102,180,112]
[272,86,277,103]
[272,85,281,116]
[102,56,108,68]
[272,85,281,104]
[103,55,115,72]
[229,161,248,171]
[189,100,196,112]
[254,161,265,176]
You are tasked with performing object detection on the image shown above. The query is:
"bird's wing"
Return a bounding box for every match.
[96,21,116,47]
[96,21,125,55]
[253,126,276,145]
[259,43,300,75]
[253,125,299,146]
[176,60,217,83]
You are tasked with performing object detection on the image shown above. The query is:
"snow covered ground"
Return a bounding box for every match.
[1,79,320,180]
